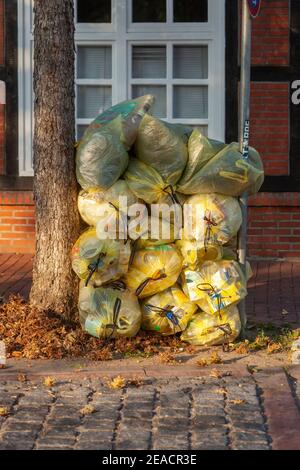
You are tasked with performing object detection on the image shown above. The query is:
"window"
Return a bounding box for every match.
[77,0,111,23]
[18,0,225,176]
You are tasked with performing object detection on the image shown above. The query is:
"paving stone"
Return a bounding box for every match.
[36,436,75,446]
[81,419,115,431]
[5,413,46,423]
[120,410,153,420]
[0,439,35,450]
[116,439,150,450]
[36,444,74,450]
[0,430,38,440]
[232,442,270,450]
[46,417,81,427]
[159,409,190,419]
[39,429,77,439]
[78,430,114,440]
[3,420,42,431]
[76,441,113,450]
[231,430,269,442]
[152,440,188,450]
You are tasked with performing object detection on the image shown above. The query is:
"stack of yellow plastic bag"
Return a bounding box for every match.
[141,285,197,335]
[176,194,242,268]
[181,306,241,346]
[182,260,247,315]
[71,227,131,287]
[78,284,141,339]
[177,129,264,196]
[78,180,139,239]
[125,245,183,298]
[76,95,154,190]
[73,94,264,345]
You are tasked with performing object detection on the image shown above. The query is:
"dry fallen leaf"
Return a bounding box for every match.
[0,364,6,369]
[80,404,95,416]
[247,364,261,374]
[43,376,55,387]
[158,352,177,365]
[229,399,246,405]
[210,369,232,379]
[267,342,282,354]
[127,376,144,387]
[197,352,223,367]
[17,373,27,382]
[0,407,10,417]
[215,388,227,395]
[210,369,222,378]
[11,351,22,358]
[108,375,126,389]
[235,340,250,355]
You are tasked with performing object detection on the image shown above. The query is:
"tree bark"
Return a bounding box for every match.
[30,0,80,319]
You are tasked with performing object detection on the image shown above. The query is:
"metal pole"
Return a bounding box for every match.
[238,0,252,333]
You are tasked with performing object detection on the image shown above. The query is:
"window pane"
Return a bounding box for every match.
[77,125,89,140]
[77,46,112,79]
[132,0,166,22]
[132,46,166,78]
[173,86,208,119]
[173,0,208,23]
[173,46,208,79]
[77,0,111,23]
[77,86,112,118]
[132,85,166,118]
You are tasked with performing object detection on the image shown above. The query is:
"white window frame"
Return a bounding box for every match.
[18,0,225,176]
[127,40,210,124]
[18,0,34,176]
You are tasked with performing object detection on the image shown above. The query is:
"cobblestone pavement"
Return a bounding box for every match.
[0,375,286,451]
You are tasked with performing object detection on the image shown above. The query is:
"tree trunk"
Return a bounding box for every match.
[30,0,80,319]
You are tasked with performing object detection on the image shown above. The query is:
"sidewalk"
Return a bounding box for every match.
[0,256,300,450]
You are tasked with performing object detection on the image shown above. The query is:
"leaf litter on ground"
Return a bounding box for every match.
[0,296,188,361]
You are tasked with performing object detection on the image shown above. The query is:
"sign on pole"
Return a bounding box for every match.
[247,0,262,18]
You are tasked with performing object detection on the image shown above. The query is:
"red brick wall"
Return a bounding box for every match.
[250,83,289,176]
[0,192,35,254]
[248,193,300,259]
[251,0,289,65]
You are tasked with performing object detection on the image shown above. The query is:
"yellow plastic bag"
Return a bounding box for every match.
[125,158,179,204]
[76,95,154,190]
[181,306,241,346]
[129,216,177,249]
[153,192,185,233]
[71,227,131,286]
[141,285,197,335]
[176,236,223,269]
[178,141,264,196]
[183,193,242,245]
[182,260,247,315]
[134,114,189,185]
[78,180,139,228]
[78,285,141,339]
[125,244,183,298]
[179,129,226,188]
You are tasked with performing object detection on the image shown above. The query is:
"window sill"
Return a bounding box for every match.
[0,175,34,191]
